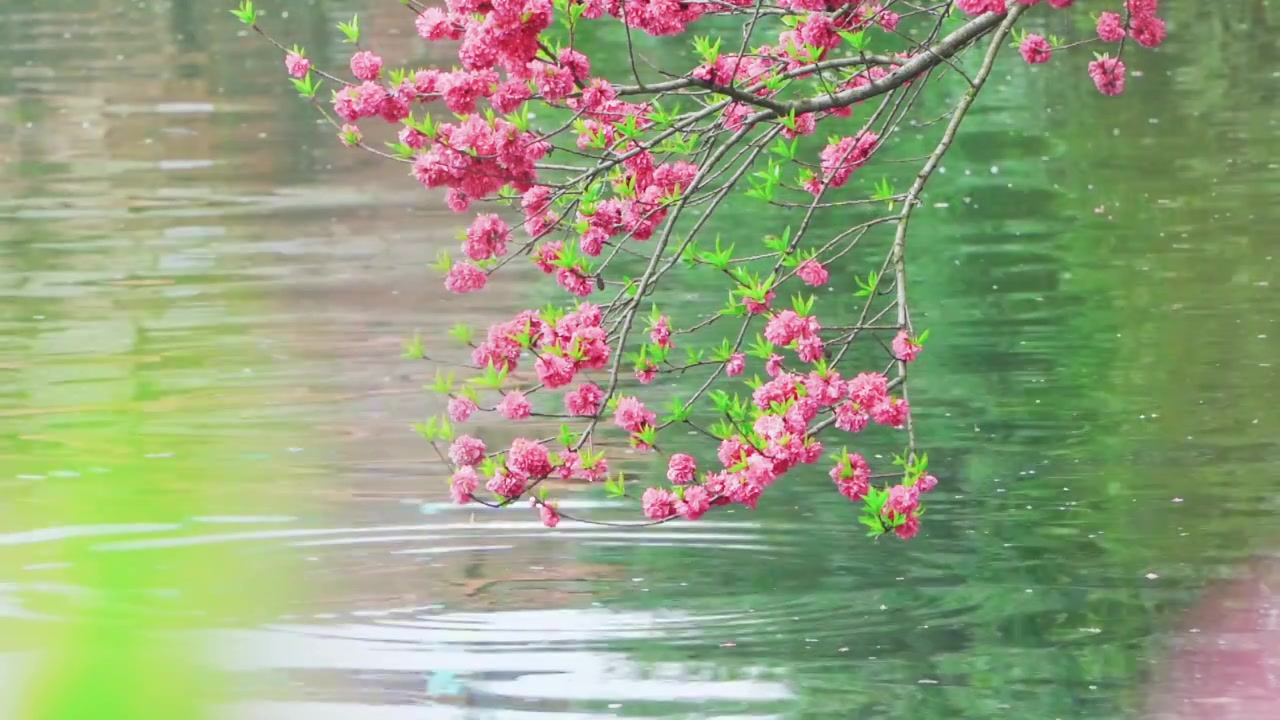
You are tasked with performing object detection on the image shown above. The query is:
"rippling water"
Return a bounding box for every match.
[2,1,1279,718]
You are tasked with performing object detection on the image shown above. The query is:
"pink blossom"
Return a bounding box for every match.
[808,132,878,194]
[753,414,787,442]
[1126,0,1157,17]
[565,382,604,416]
[726,353,746,377]
[804,371,846,407]
[486,467,527,499]
[797,259,829,287]
[893,329,922,363]
[634,361,657,384]
[555,267,594,297]
[464,214,512,261]
[830,452,871,501]
[534,353,575,388]
[743,290,775,314]
[764,353,785,378]
[882,483,920,520]
[834,401,870,433]
[1130,14,1167,49]
[649,316,673,349]
[847,372,889,408]
[532,242,561,273]
[349,51,383,81]
[1096,12,1126,42]
[445,263,487,294]
[579,227,606,256]
[491,81,532,115]
[1047,0,1073,7]
[450,466,479,504]
[1089,57,1126,96]
[398,126,429,150]
[667,453,697,485]
[677,485,712,520]
[917,474,938,493]
[642,487,678,520]
[894,514,920,539]
[613,396,656,433]
[765,310,822,350]
[782,112,816,139]
[752,372,800,410]
[445,189,471,213]
[1019,34,1052,65]
[728,473,765,509]
[530,61,576,101]
[578,454,609,482]
[378,93,410,123]
[415,8,462,41]
[339,124,362,147]
[285,52,310,78]
[871,396,910,428]
[743,453,779,488]
[448,395,477,422]
[497,391,532,420]
[508,438,552,478]
[954,0,1006,16]
[539,502,561,528]
[448,436,486,466]
[797,335,825,364]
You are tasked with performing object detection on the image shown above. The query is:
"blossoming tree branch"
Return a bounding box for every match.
[234,0,1166,535]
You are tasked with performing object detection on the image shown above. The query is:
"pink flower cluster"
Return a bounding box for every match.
[1089,57,1126,97]
[764,310,826,364]
[1090,3,1165,89]
[471,304,611,398]
[412,113,550,215]
[446,430,611,510]
[892,330,922,363]
[284,52,309,78]
[1019,34,1052,65]
[259,0,1164,538]
[1127,0,1167,49]
[807,132,878,195]
[955,0,1007,14]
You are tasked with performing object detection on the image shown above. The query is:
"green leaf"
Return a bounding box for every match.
[839,29,869,51]
[401,334,425,360]
[230,1,258,25]
[604,473,627,497]
[470,360,508,389]
[662,397,691,424]
[747,334,776,360]
[337,14,361,44]
[859,514,886,535]
[448,323,473,345]
[428,369,455,394]
[413,416,440,441]
[853,270,880,298]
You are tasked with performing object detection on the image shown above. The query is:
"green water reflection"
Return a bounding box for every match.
[0,1,1277,719]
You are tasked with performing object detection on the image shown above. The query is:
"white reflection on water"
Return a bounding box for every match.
[0,606,791,719]
[223,702,783,720]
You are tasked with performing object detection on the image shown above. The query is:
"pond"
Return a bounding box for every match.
[1,1,1277,718]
